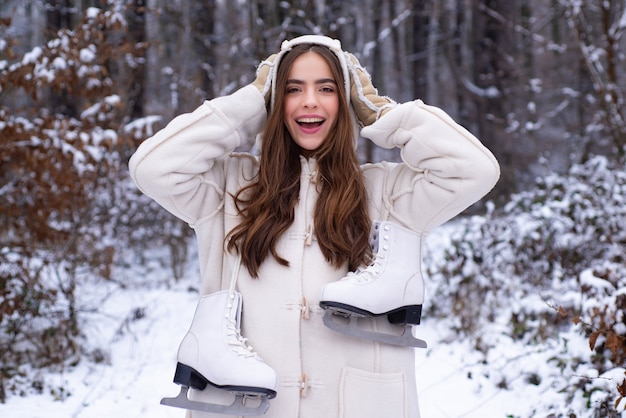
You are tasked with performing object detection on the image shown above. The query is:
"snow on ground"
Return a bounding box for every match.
[0,226,622,417]
[0,276,195,418]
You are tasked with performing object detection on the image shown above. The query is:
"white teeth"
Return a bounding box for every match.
[297,117,324,123]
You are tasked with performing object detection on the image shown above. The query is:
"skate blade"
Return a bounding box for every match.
[323,310,427,348]
[160,385,270,416]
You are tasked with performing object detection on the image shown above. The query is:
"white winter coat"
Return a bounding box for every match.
[129,84,500,418]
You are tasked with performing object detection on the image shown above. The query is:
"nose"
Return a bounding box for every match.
[302,89,319,108]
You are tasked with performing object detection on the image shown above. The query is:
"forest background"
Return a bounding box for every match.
[1,0,625,416]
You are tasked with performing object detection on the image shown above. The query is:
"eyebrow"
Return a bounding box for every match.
[287,78,337,85]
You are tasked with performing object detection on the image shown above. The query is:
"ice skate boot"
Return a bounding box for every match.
[319,221,427,348]
[160,290,277,415]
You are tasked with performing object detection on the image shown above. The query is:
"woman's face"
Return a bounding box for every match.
[283,51,339,156]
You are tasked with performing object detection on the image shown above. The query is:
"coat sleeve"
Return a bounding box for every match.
[128,84,266,224]
[360,99,500,232]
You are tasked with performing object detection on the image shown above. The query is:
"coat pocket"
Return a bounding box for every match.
[339,367,408,418]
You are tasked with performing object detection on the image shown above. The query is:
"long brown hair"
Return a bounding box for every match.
[227,44,372,277]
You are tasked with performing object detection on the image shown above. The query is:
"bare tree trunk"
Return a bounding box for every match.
[45,0,78,117]
[190,0,215,98]
[409,0,431,101]
[45,0,74,33]
[127,0,146,119]
[470,0,517,197]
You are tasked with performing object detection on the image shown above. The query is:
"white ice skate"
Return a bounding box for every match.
[319,221,427,348]
[160,290,277,415]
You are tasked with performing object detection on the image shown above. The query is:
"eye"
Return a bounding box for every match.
[286,85,301,94]
[320,85,336,93]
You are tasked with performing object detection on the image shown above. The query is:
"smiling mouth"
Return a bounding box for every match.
[297,117,325,129]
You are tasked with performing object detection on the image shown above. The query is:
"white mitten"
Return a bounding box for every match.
[252,54,277,105]
[346,53,396,126]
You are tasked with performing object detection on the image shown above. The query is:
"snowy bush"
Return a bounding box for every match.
[0,8,188,401]
[426,155,626,415]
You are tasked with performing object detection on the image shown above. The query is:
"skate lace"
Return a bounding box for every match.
[225,306,259,359]
[343,222,387,284]
[346,253,385,284]
[225,253,260,359]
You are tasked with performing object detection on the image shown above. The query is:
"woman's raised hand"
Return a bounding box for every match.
[253,54,277,104]
[346,53,396,126]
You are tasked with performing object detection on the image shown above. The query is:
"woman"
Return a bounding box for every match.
[129,35,500,418]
